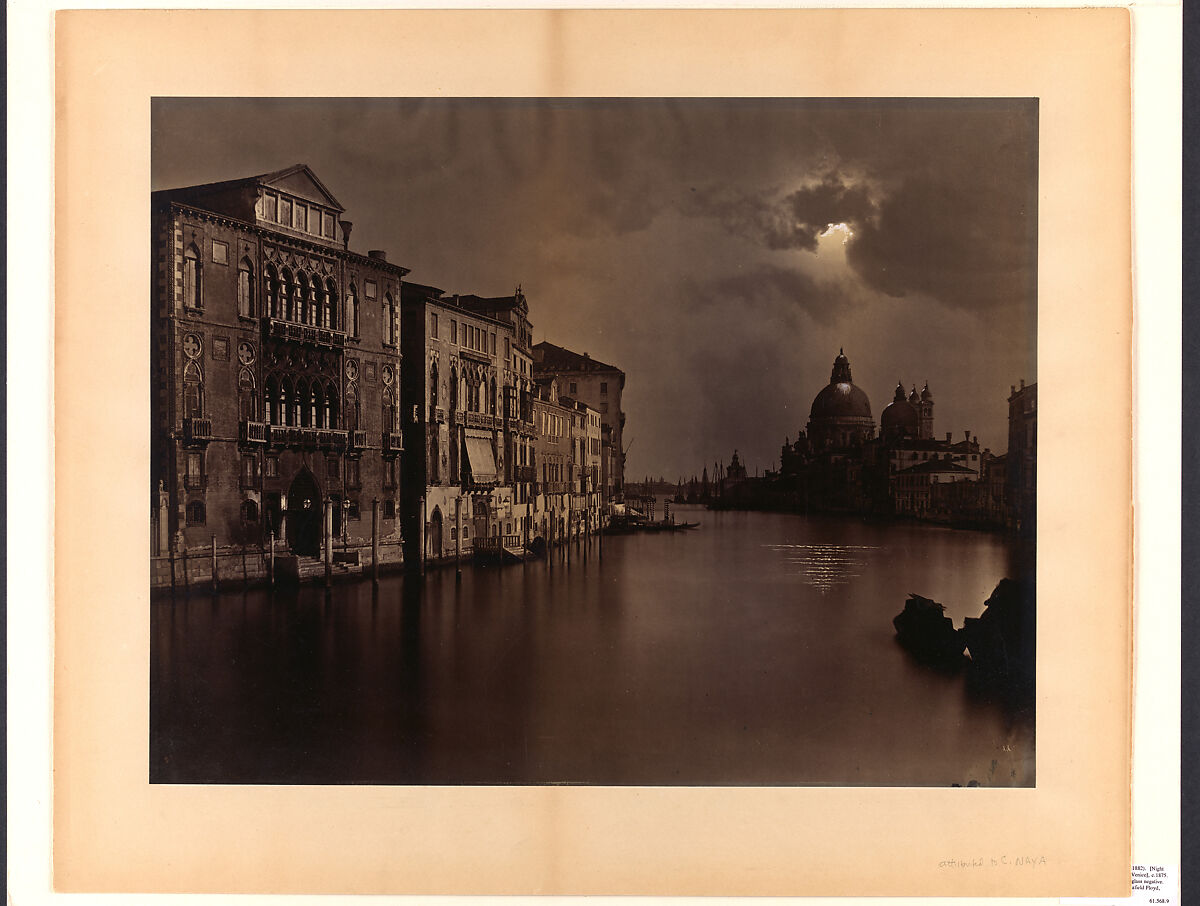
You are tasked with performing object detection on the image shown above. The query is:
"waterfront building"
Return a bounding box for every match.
[532,376,571,544]
[1006,380,1037,534]
[399,283,530,563]
[151,164,408,588]
[532,342,627,499]
[566,397,604,535]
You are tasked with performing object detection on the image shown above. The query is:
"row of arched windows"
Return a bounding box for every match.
[264,264,341,330]
[264,374,342,428]
[181,244,382,341]
[184,364,399,434]
[432,362,502,416]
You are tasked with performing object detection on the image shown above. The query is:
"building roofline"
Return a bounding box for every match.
[154,163,347,212]
[157,199,410,275]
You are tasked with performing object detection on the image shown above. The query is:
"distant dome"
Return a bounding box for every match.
[881,397,918,431]
[806,349,876,450]
[810,381,873,419]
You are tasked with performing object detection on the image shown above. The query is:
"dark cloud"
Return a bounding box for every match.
[695,263,857,325]
[845,175,1035,310]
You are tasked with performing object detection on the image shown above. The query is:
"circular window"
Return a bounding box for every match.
[182,334,202,359]
[237,341,255,365]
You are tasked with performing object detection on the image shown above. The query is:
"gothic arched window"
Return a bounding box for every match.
[324,384,339,429]
[183,361,204,418]
[383,390,397,433]
[325,278,338,330]
[384,293,396,345]
[430,362,439,408]
[237,258,255,318]
[281,268,295,321]
[265,375,281,425]
[238,368,256,420]
[345,384,359,431]
[182,243,201,310]
[347,285,359,338]
[265,264,280,318]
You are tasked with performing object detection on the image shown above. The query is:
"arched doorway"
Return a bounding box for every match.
[428,507,444,558]
[287,468,322,557]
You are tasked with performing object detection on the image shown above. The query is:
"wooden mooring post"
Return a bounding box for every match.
[455,496,463,582]
[372,498,380,583]
[211,535,218,594]
[323,498,333,588]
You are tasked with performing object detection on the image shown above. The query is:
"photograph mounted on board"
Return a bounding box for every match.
[150,97,1037,787]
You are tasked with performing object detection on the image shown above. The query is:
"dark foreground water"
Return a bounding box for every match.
[151,507,1034,786]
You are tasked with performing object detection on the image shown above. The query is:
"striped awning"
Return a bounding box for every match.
[464,434,498,484]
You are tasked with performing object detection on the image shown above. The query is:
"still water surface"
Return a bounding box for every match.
[152,506,1034,786]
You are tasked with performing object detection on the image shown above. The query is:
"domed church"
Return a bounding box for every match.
[806,349,876,450]
[881,380,935,441]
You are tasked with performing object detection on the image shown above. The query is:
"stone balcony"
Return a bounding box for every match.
[239,420,267,443]
[264,317,346,349]
[383,432,404,453]
[265,425,350,450]
[183,417,213,443]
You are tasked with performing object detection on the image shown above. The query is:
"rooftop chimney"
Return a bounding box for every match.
[945,432,952,443]
[368,249,387,262]
[1020,378,1025,389]
[339,220,353,250]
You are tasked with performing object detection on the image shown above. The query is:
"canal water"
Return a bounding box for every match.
[151,505,1034,786]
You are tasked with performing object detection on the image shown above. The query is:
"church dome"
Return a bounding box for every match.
[881,381,918,431]
[806,349,876,450]
[809,349,872,419]
[810,381,873,419]
[881,398,918,431]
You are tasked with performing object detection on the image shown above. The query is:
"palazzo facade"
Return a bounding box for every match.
[151,165,408,585]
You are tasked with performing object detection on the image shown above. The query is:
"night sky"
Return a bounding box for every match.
[152,98,1037,482]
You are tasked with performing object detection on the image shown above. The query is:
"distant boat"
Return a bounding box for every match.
[639,520,700,533]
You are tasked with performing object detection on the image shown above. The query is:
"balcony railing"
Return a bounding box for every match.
[263,424,351,449]
[464,411,497,431]
[318,429,348,449]
[264,317,346,349]
[239,420,267,443]
[384,432,404,453]
[431,406,446,424]
[513,465,536,482]
[349,429,368,449]
[183,417,213,442]
[184,473,206,490]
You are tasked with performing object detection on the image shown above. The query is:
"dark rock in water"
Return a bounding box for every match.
[962,577,1035,704]
[893,593,965,665]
